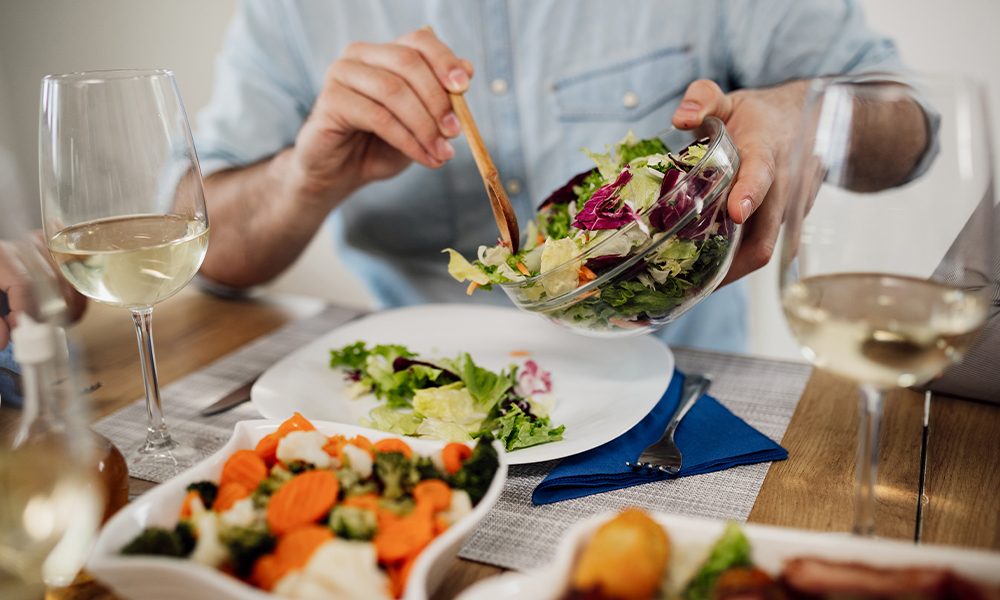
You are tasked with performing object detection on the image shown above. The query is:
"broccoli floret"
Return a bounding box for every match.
[414,455,445,481]
[186,481,218,510]
[335,467,379,497]
[121,527,186,557]
[286,461,313,474]
[448,436,499,505]
[174,521,196,555]
[220,525,276,578]
[374,451,421,500]
[377,497,416,517]
[328,506,378,541]
[252,465,295,507]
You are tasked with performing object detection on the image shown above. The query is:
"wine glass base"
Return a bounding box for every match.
[129,437,199,469]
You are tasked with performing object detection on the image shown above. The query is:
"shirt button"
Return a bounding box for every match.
[505,178,522,195]
[491,78,509,95]
[622,91,639,109]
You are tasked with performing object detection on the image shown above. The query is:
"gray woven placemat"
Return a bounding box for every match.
[92,304,363,483]
[456,349,812,571]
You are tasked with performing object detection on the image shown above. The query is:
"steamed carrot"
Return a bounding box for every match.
[413,479,452,513]
[386,553,419,599]
[373,511,434,563]
[220,449,269,492]
[373,438,413,459]
[322,435,348,459]
[254,432,283,466]
[214,481,251,513]
[466,281,480,295]
[276,412,316,436]
[515,262,531,276]
[266,469,340,535]
[441,443,473,475]
[433,514,449,536]
[250,554,284,591]
[342,493,379,512]
[349,435,376,459]
[179,490,201,519]
[274,525,334,572]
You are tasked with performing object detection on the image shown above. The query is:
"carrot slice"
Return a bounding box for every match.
[276,412,316,436]
[254,432,282,466]
[441,443,473,475]
[274,525,334,572]
[413,479,452,513]
[349,435,376,460]
[266,469,340,536]
[515,262,531,276]
[466,281,480,295]
[386,553,419,599]
[179,490,201,519]
[322,435,348,459]
[373,438,413,459]
[220,449,269,493]
[215,481,251,513]
[373,512,434,563]
[433,514,449,536]
[250,554,284,592]
[342,493,379,513]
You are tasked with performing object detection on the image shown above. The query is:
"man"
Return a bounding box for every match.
[196,1,907,352]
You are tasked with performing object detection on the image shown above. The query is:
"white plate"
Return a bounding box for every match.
[457,512,1000,600]
[89,419,509,600]
[251,304,673,464]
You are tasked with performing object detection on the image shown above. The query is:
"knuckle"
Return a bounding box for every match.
[369,105,396,130]
[749,240,775,271]
[375,72,406,98]
[342,41,368,58]
[391,46,422,70]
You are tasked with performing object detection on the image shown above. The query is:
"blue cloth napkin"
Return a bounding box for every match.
[532,368,787,504]
[0,344,22,407]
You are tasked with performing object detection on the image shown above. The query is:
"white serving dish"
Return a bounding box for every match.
[88,419,508,600]
[251,304,673,464]
[457,512,1000,600]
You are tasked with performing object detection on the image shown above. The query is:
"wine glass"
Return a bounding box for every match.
[39,69,209,468]
[780,74,996,536]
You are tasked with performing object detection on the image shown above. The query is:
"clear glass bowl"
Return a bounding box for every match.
[499,117,742,338]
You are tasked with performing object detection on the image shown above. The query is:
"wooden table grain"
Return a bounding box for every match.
[3,288,995,600]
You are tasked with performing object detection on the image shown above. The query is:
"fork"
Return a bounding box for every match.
[627,373,713,475]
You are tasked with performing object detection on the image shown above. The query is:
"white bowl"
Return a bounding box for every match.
[456,512,1000,600]
[88,420,508,600]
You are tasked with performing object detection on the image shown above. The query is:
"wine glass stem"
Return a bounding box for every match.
[853,384,885,536]
[130,307,173,451]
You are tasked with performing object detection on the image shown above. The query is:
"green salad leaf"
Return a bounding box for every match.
[682,522,753,600]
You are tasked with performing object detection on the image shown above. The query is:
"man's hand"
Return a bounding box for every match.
[672,79,809,286]
[291,28,473,205]
[0,237,87,350]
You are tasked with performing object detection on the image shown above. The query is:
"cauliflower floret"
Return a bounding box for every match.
[440,489,473,526]
[189,512,228,568]
[342,444,373,479]
[273,540,391,600]
[220,497,257,528]
[276,430,332,469]
[430,449,447,475]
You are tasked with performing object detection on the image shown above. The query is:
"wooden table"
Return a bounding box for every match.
[4,288,996,600]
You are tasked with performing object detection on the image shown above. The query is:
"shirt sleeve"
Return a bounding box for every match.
[193,0,315,178]
[723,0,905,89]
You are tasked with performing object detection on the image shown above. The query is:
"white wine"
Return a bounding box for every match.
[782,273,988,388]
[48,214,209,308]
[0,443,103,597]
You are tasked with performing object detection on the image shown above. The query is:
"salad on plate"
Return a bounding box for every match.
[445,130,736,333]
[330,342,565,452]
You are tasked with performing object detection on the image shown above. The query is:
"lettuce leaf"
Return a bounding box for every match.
[682,522,753,600]
[360,406,421,436]
[438,353,512,411]
[495,405,565,451]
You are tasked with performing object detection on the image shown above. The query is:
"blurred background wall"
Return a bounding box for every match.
[0,0,996,360]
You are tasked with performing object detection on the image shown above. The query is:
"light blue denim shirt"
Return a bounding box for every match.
[194,0,903,353]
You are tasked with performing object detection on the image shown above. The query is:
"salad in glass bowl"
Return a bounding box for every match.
[446,116,741,338]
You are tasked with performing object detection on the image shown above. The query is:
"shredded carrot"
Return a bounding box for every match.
[214,481,251,513]
[441,443,473,475]
[466,281,480,295]
[266,469,340,536]
[578,289,601,300]
[373,511,434,563]
[508,350,532,357]
[413,479,452,513]
[515,262,531,276]
[220,449,269,493]
[179,490,201,519]
[576,265,597,281]
[537,233,545,245]
[250,554,284,591]
[373,438,413,459]
[275,525,334,572]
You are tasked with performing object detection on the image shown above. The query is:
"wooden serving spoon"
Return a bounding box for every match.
[422,25,519,253]
[448,94,520,253]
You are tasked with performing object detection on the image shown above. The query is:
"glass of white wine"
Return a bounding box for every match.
[40,69,209,469]
[780,75,996,536]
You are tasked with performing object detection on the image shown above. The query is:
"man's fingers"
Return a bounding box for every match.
[726,141,776,224]
[341,42,460,139]
[397,28,473,94]
[329,60,453,162]
[672,79,733,129]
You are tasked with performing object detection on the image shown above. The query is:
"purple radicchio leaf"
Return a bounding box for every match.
[678,185,730,240]
[584,253,631,273]
[538,169,596,209]
[392,356,460,384]
[571,169,637,231]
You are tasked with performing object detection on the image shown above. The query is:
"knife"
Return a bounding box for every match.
[200,377,258,417]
